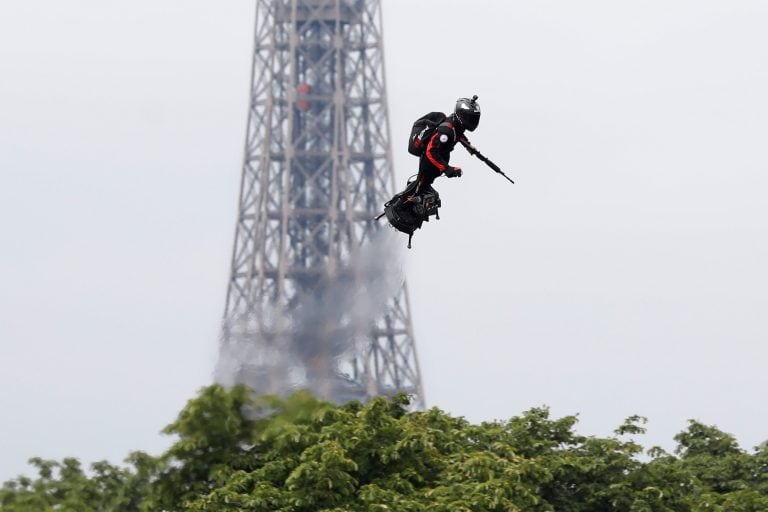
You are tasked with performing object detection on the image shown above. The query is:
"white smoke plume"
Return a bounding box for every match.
[214,228,406,403]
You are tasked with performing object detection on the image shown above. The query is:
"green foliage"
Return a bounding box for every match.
[141,384,260,511]
[2,386,767,511]
[0,455,153,512]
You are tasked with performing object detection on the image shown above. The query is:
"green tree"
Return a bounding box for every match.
[3,385,768,512]
[0,455,153,512]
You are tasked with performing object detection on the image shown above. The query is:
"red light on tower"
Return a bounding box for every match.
[297,83,310,111]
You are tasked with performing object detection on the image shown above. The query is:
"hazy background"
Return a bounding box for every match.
[2,0,767,481]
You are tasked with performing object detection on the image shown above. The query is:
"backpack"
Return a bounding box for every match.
[407,111,446,156]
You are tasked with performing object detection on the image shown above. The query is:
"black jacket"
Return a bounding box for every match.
[418,114,470,177]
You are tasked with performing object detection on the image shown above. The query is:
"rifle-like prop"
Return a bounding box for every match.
[459,140,515,184]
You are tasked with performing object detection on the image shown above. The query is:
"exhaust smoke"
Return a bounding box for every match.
[214,229,406,403]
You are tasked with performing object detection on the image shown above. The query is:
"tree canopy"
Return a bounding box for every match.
[2,385,767,511]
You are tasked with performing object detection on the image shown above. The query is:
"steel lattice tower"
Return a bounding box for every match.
[217,0,424,407]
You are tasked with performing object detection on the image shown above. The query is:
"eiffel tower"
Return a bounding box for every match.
[216,0,424,407]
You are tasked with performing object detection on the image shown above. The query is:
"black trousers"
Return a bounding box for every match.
[414,165,440,195]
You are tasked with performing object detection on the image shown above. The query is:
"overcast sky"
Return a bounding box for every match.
[2,0,768,482]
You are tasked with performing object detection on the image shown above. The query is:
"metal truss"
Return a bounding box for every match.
[219,0,424,408]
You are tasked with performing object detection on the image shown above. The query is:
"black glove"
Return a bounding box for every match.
[444,166,462,178]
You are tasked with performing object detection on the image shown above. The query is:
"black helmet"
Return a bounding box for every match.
[454,95,481,131]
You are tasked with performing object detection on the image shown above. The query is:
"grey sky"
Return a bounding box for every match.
[1,0,767,482]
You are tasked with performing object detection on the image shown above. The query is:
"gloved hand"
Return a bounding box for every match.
[444,166,462,178]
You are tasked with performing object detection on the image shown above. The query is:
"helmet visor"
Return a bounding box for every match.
[461,111,480,131]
